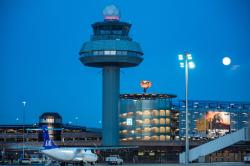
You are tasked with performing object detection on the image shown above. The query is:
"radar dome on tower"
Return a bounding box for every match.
[103,5,120,21]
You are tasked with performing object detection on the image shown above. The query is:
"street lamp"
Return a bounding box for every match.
[75,116,79,125]
[178,53,195,164]
[21,101,26,158]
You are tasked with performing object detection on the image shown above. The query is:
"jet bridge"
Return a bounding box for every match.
[179,127,250,163]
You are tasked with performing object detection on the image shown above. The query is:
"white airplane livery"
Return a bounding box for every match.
[41,126,98,165]
[41,126,136,166]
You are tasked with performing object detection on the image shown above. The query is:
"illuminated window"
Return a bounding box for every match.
[126,118,133,125]
[166,110,170,116]
[166,118,170,124]
[149,151,155,156]
[120,113,127,118]
[159,127,165,133]
[151,118,159,125]
[159,110,165,116]
[127,112,134,117]
[143,110,151,116]
[143,127,151,133]
[135,128,142,134]
[120,122,127,126]
[166,135,171,140]
[104,50,110,55]
[160,135,165,141]
[46,118,54,123]
[152,110,159,116]
[127,137,133,141]
[136,120,143,125]
[143,136,151,140]
[165,127,170,133]
[136,111,142,116]
[151,127,159,133]
[121,130,128,134]
[138,151,144,156]
[110,50,116,55]
[143,118,150,125]
[159,118,165,124]
[136,136,141,140]
[151,136,159,141]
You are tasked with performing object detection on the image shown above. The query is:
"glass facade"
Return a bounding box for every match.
[92,22,132,41]
[177,101,250,139]
[120,96,250,142]
[119,94,178,142]
[81,50,143,57]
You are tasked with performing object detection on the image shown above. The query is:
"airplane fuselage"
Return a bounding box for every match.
[41,148,98,163]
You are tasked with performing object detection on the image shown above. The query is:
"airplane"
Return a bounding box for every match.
[41,125,98,166]
[41,126,136,166]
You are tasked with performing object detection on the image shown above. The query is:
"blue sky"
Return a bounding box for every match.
[0,0,250,127]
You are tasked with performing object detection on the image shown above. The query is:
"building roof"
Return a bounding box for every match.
[39,112,62,119]
[120,93,177,99]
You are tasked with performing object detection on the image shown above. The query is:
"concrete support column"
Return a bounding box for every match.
[102,66,120,146]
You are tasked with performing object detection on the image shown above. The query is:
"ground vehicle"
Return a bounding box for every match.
[244,154,250,163]
[30,155,42,163]
[105,155,123,165]
[19,158,31,164]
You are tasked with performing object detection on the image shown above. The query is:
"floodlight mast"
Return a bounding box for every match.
[178,53,195,164]
[21,101,26,158]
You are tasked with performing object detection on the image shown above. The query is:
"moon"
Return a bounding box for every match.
[222,57,231,66]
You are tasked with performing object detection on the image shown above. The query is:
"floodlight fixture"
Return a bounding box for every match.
[188,61,195,69]
[186,53,192,60]
[178,54,184,61]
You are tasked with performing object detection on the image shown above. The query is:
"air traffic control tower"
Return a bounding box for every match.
[79,5,144,146]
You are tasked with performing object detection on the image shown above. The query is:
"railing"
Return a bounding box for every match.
[81,50,143,57]
[2,140,102,149]
[120,140,208,146]
[179,127,250,163]
[0,133,38,138]
[91,35,132,41]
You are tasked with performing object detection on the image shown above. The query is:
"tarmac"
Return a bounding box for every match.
[97,162,250,166]
[1,162,250,165]
[95,163,250,166]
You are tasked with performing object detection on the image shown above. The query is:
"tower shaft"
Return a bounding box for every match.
[102,66,120,145]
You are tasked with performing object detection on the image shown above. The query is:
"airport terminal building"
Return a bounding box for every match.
[0,112,101,162]
[0,98,249,163]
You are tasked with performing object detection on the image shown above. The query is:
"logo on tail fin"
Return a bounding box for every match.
[42,126,58,149]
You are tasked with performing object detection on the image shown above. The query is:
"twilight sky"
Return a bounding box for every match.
[0,0,250,127]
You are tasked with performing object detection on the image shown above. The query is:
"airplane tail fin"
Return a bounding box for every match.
[42,125,58,149]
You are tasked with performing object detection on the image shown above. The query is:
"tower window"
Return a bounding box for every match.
[104,51,110,55]
[110,50,116,55]
[104,50,116,55]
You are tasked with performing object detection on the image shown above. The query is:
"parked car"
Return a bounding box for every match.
[30,157,42,163]
[19,158,31,165]
[244,154,250,163]
[105,155,123,165]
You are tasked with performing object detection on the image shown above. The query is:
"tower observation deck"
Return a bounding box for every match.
[79,5,144,146]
